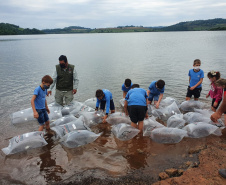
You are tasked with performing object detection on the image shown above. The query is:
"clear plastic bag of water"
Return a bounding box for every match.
[80,111,105,127]
[167,114,186,129]
[111,123,140,141]
[50,114,77,127]
[84,98,97,109]
[143,117,165,136]
[106,112,131,125]
[180,100,205,112]
[2,131,47,155]
[60,130,101,148]
[150,127,188,144]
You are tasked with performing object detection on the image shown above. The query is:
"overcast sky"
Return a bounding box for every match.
[1,0,226,29]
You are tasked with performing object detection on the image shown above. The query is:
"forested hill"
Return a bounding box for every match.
[0,23,44,35]
[1,18,226,35]
[159,18,226,31]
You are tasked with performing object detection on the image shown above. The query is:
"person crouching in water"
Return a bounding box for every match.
[31,75,53,132]
[95,89,115,123]
[124,84,148,133]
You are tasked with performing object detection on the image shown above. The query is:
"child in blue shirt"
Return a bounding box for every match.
[122,78,133,98]
[31,75,53,132]
[124,84,148,132]
[147,80,165,108]
[95,89,115,123]
[186,59,204,101]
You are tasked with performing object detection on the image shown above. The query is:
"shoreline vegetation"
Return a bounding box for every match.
[1,18,226,35]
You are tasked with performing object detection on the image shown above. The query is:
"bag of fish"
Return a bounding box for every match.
[2,131,47,155]
[79,111,105,127]
[182,122,222,138]
[111,123,140,141]
[10,107,35,125]
[70,102,95,117]
[167,114,186,129]
[50,114,77,127]
[106,112,131,125]
[61,101,83,116]
[150,127,188,144]
[180,100,205,112]
[60,130,101,148]
[47,102,63,121]
[119,98,125,107]
[51,116,90,138]
[84,98,97,109]
[160,97,180,108]
[143,117,165,136]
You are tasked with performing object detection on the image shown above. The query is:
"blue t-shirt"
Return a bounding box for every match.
[125,88,148,106]
[148,81,164,96]
[34,86,47,109]
[96,89,113,114]
[122,83,133,92]
[188,69,204,88]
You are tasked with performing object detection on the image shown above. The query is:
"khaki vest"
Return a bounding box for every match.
[56,64,74,91]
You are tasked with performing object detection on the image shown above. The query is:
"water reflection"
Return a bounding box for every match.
[38,136,66,182]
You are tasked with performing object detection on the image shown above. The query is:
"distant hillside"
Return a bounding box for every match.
[42,26,91,34]
[159,18,226,31]
[0,23,44,35]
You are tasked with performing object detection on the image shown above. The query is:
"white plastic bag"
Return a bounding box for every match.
[150,127,187,144]
[46,102,63,121]
[60,130,101,148]
[84,98,97,109]
[70,102,95,117]
[143,117,165,136]
[119,98,125,107]
[50,114,77,127]
[167,114,186,129]
[183,122,222,138]
[61,101,83,116]
[106,112,131,125]
[51,116,90,138]
[80,111,105,127]
[160,97,180,107]
[180,100,205,112]
[2,131,47,155]
[10,107,35,125]
[111,123,140,141]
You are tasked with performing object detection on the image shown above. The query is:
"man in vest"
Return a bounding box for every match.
[48,55,79,106]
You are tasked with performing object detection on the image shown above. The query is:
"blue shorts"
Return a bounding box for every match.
[100,99,115,112]
[36,109,49,125]
[148,94,159,102]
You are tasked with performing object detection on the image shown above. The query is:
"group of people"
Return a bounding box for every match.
[30,55,226,178]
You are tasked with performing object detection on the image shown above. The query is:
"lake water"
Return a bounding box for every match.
[0,31,226,184]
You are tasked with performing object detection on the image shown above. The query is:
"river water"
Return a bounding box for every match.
[0,31,226,184]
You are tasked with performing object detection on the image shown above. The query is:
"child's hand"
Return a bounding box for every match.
[210,112,222,122]
[155,102,160,109]
[206,94,210,98]
[34,111,39,119]
[190,86,195,90]
[46,108,50,114]
[102,115,108,123]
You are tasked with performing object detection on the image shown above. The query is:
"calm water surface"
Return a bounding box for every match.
[0,31,226,184]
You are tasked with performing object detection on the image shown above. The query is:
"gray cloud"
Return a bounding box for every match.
[0,0,226,29]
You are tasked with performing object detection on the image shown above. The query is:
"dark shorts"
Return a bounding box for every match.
[148,94,159,102]
[100,99,115,111]
[212,98,222,109]
[186,86,202,99]
[128,105,147,123]
[36,109,49,125]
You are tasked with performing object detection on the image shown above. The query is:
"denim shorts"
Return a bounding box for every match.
[148,94,159,102]
[36,109,49,125]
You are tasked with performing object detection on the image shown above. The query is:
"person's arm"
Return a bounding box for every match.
[103,95,110,123]
[123,91,127,98]
[156,93,163,109]
[147,90,151,97]
[48,70,57,96]
[45,99,50,114]
[95,99,100,111]
[73,68,79,94]
[190,78,203,90]
[31,95,39,118]
[211,97,226,122]
[124,100,128,115]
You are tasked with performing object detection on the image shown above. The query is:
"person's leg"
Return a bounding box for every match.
[110,99,115,114]
[194,87,202,101]
[45,120,50,130]
[65,90,74,105]
[138,121,144,132]
[131,122,138,129]
[38,125,44,131]
[148,94,153,105]
[186,86,192,101]
[224,114,226,126]
[55,89,64,106]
